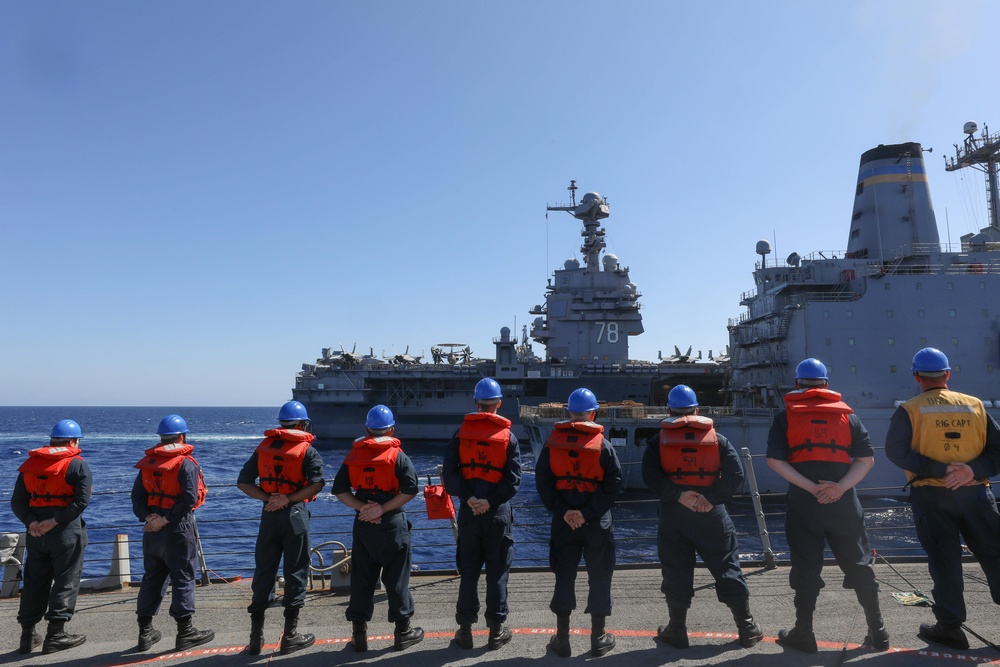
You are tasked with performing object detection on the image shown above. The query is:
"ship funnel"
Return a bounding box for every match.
[846,142,939,261]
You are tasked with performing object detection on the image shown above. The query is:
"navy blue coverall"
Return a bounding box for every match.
[642,432,749,608]
[131,458,202,619]
[332,453,420,623]
[767,411,879,596]
[885,394,1000,626]
[12,459,92,626]
[442,429,521,626]
[237,447,325,613]
[536,436,622,616]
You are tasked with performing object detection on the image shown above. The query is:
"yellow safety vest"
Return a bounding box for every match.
[902,388,988,487]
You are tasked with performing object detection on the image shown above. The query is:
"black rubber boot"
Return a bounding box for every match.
[590,614,616,657]
[856,588,890,651]
[777,591,818,653]
[394,617,424,651]
[488,621,512,649]
[919,622,969,650]
[175,616,214,651]
[548,613,571,657]
[279,607,315,655]
[19,624,41,654]
[137,616,162,652]
[352,620,368,653]
[246,611,265,655]
[454,623,473,649]
[729,600,764,648]
[42,621,86,655]
[657,606,689,649]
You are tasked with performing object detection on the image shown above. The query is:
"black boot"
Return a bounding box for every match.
[352,620,368,653]
[856,588,890,651]
[454,623,473,649]
[394,617,424,651]
[175,616,214,651]
[42,621,86,655]
[279,607,315,655]
[18,624,41,654]
[919,622,969,651]
[729,600,764,648]
[657,605,689,649]
[777,591,818,653]
[591,614,616,657]
[137,616,162,652]
[548,613,571,657]
[488,620,512,649]
[246,611,265,655]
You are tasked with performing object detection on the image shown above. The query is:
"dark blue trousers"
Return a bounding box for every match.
[17,521,87,625]
[455,503,514,625]
[657,502,748,608]
[248,503,311,613]
[548,517,615,616]
[136,514,198,619]
[346,511,414,623]
[911,484,1000,626]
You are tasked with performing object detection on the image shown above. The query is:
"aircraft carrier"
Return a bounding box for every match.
[293,182,724,446]
[522,122,1000,494]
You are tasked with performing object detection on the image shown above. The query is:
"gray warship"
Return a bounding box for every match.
[293,182,724,446]
[522,122,1000,494]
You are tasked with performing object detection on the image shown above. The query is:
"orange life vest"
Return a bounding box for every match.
[423,484,456,520]
[658,415,721,487]
[546,420,606,493]
[256,429,317,500]
[784,388,853,465]
[134,442,207,511]
[19,446,83,508]
[344,435,401,494]
[457,412,512,483]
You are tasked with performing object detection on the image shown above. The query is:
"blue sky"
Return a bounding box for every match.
[2,1,997,406]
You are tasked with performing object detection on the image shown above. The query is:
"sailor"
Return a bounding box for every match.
[536,388,622,658]
[643,385,763,650]
[11,419,92,655]
[131,414,214,652]
[885,348,1000,651]
[237,400,324,655]
[442,377,521,650]
[333,404,424,652]
[767,359,888,652]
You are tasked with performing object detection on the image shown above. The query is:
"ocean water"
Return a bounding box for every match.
[0,407,920,582]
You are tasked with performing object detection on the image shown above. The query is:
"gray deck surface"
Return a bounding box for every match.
[1,561,998,666]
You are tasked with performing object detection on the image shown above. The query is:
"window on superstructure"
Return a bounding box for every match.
[856,182,864,196]
[846,310,853,318]
[920,337,927,345]
[890,365,897,373]
[949,309,957,317]
[886,310,892,318]
[947,282,954,290]
[888,337,895,345]
[850,365,858,375]
[823,310,829,318]
[954,365,961,373]
[848,338,855,346]
[952,337,959,346]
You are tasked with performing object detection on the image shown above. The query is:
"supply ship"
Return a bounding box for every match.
[522,122,1000,494]
[293,182,725,446]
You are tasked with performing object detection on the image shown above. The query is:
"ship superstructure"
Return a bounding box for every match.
[293,182,723,446]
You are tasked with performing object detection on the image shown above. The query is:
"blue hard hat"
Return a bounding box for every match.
[795,358,829,381]
[912,347,950,373]
[50,419,82,439]
[278,400,309,422]
[366,404,395,430]
[474,378,503,401]
[568,388,599,413]
[156,414,189,436]
[667,385,698,409]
